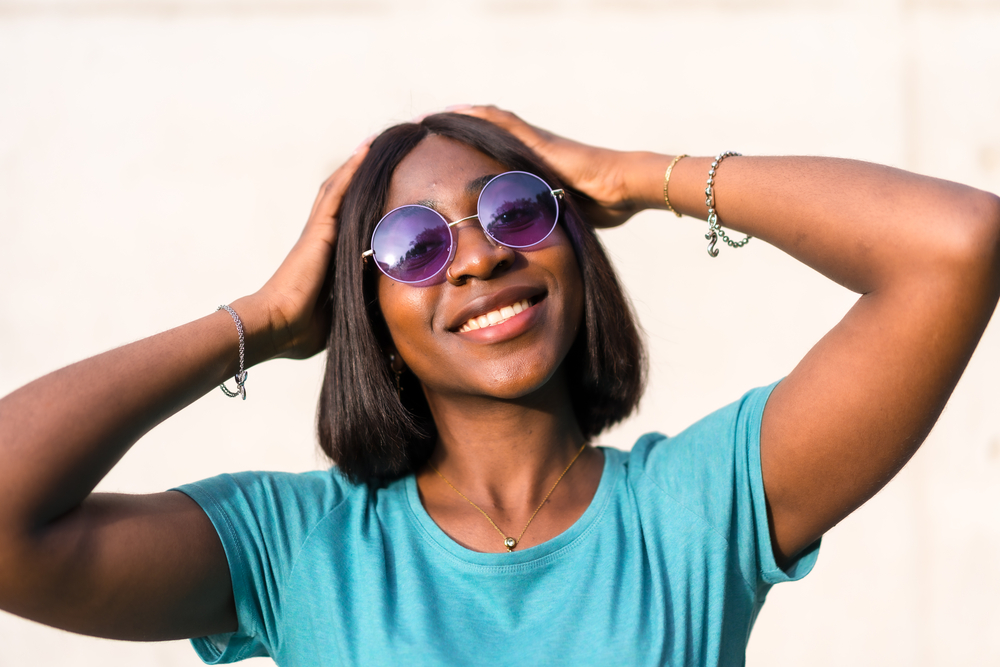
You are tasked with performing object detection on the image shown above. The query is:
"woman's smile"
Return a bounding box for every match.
[455,296,534,333]
[448,284,544,332]
[453,293,546,343]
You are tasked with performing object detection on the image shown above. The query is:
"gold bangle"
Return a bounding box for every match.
[663,154,688,217]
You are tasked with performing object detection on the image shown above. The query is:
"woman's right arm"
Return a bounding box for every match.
[0,145,368,640]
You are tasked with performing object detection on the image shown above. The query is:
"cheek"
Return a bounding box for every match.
[377,278,436,353]
[549,231,585,330]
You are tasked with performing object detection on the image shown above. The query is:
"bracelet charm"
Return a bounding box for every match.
[704,152,752,257]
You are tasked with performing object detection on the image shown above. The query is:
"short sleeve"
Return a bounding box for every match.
[629,381,820,591]
[741,383,821,585]
[174,469,350,663]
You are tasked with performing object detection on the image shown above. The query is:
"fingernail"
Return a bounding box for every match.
[352,134,376,155]
[445,104,473,111]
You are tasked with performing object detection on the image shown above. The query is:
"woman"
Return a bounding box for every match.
[0,106,997,666]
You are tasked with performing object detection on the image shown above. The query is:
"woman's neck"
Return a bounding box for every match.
[421,370,587,506]
[415,373,603,553]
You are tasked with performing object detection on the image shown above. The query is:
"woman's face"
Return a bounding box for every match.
[377,135,584,401]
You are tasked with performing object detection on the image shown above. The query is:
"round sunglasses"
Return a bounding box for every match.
[361,171,565,283]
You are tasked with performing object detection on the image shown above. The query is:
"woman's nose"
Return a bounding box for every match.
[445,221,516,285]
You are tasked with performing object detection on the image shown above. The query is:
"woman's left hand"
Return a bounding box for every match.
[448,105,654,229]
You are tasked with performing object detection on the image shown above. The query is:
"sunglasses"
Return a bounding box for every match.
[361,171,565,284]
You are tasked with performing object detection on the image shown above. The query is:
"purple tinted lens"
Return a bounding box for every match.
[371,206,452,283]
[479,172,558,248]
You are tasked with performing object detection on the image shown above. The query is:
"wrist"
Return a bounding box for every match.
[622,152,679,213]
[227,294,283,368]
[666,156,715,220]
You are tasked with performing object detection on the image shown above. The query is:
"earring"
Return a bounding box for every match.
[388,353,403,399]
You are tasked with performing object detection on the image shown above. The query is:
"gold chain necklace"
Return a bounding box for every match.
[428,443,587,552]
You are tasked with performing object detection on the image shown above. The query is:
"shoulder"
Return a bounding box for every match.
[619,381,820,587]
[624,382,780,529]
[171,469,370,662]
[174,467,365,556]
[631,382,776,470]
[178,467,356,511]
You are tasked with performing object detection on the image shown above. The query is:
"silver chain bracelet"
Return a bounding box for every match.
[217,304,248,400]
[705,151,752,257]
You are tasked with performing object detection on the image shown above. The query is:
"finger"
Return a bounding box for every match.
[427,105,537,145]
[307,137,373,225]
[448,104,522,128]
[315,135,373,213]
[448,105,550,152]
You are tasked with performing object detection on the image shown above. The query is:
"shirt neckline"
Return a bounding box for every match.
[403,446,623,568]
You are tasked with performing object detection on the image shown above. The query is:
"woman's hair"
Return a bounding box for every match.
[319,113,646,484]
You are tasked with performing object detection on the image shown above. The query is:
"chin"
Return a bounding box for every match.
[476,354,569,401]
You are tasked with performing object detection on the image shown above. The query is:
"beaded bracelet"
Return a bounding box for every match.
[217,304,248,400]
[705,152,752,257]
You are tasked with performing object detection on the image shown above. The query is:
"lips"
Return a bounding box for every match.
[457,298,533,333]
[447,285,546,333]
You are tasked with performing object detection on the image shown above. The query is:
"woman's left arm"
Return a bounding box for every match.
[664,155,1000,564]
[455,106,1000,565]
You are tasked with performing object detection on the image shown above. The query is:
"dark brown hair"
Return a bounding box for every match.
[318,113,646,484]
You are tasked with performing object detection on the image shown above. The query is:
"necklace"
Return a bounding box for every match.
[428,443,587,552]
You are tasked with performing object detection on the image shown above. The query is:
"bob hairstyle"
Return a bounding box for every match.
[319,113,647,484]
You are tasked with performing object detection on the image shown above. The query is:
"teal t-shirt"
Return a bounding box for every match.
[176,382,819,666]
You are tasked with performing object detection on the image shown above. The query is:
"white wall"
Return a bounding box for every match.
[1,1,999,665]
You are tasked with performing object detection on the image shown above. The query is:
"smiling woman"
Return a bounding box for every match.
[322,114,644,484]
[0,106,998,666]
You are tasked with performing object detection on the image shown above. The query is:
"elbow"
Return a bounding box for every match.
[936,189,1000,285]
[980,192,1000,278]
[957,190,1000,316]
[965,190,1000,264]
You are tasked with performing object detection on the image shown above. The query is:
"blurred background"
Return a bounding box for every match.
[1,0,999,665]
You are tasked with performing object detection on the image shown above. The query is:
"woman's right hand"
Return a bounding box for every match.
[248,140,371,362]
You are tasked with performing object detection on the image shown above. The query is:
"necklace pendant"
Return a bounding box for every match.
[504,537,517,551]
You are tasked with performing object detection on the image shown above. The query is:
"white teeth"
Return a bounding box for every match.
[458,298,533,333]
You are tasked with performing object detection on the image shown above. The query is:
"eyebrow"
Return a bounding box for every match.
[414,173,498,210]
